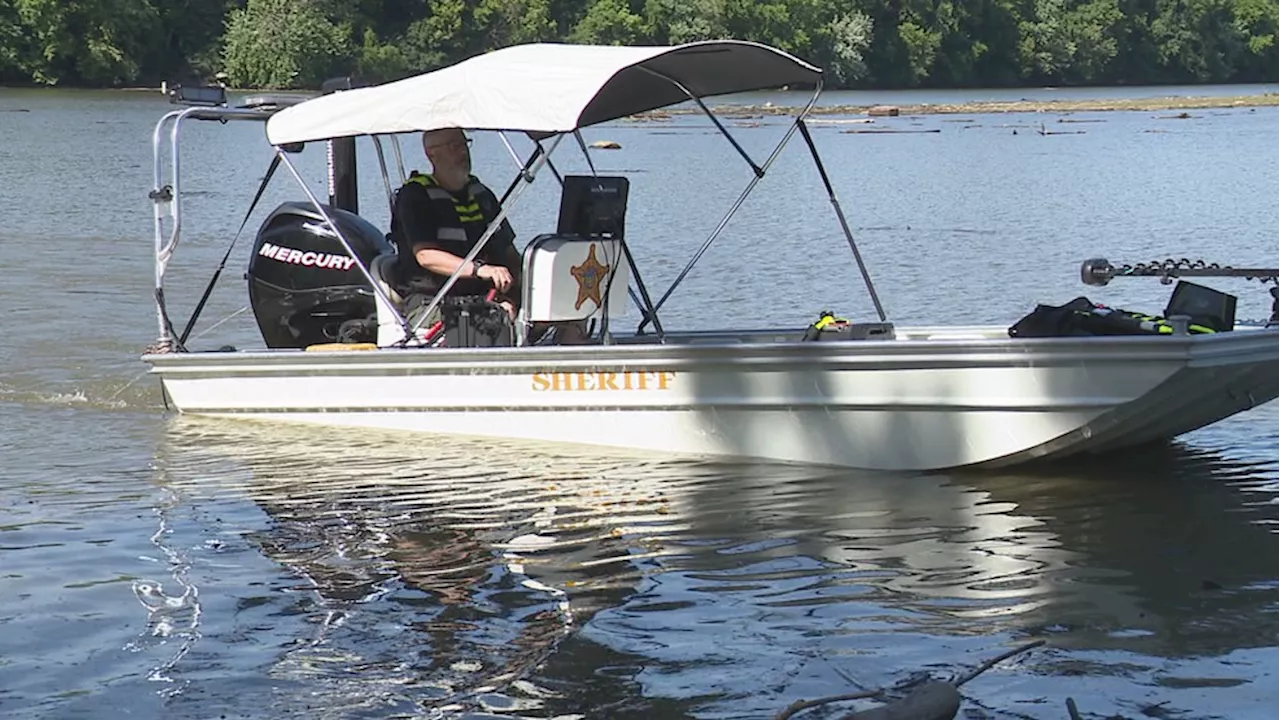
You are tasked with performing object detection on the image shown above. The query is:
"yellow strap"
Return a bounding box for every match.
[305,343,378,352]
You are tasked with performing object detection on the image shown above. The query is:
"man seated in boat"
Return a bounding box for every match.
[389,127,523,329]
[390,127,590,344]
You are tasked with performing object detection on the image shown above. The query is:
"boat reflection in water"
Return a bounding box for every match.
[150,417,692,717]
[149,417,1277,718]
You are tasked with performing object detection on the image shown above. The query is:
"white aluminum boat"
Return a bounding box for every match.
[142,41,1278,472]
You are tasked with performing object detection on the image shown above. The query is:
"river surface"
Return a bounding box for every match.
[0,84,1276,719]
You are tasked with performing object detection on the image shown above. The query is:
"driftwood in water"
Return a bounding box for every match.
[842,128,941,134]
[842,682,961,720]
[774,640,1046,720]
[1037,123,1085,135]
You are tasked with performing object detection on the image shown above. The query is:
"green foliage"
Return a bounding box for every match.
[12,0,159,85]
[569,0,646,45]
[222,0,349,89]
[355,27,410,82]
[474,0,558,48]
[643,0,724,44]
[399,0,467,71]
[0,0,26,81]
[824,11,873,84]
[0,0,1274,88]
[151,0,238,81]
[1019,0,1125,83]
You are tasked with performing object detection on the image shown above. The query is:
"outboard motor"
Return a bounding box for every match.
[247,201,393,348]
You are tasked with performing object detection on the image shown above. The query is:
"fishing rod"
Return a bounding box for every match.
[1081,256,1278,326]
[1081,257,1278,286]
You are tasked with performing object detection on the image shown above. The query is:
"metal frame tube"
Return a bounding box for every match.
[638,82,824,332]
[639,66,763,177]
[371,136,396,216]
[390,135,407,185]
[151,106,286,342]
[498,142,546,206]
[276,149,415,342]
[571,130,601,176]
[797,118,886,322]
[151,110,184,340]
[622,242,665,340]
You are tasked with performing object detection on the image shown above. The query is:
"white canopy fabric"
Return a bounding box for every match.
[265,40,822,145]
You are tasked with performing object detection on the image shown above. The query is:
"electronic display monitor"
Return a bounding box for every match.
[556,175,629,239]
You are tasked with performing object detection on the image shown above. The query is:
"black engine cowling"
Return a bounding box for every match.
[247,201,394,348]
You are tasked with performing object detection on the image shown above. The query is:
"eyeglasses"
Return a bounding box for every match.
[431,137,472,151]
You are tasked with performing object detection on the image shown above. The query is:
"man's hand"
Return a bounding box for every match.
[477,264,513,293]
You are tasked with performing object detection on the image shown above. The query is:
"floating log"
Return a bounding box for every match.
[867,105,900,117]
[842,682,961,720]
[842,128,940,134]
[589,140,621,149]
[807,118,875,125]
[1037,123,1085,135]
[775,640,1045,720]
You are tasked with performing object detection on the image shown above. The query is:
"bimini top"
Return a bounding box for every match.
[264,40,822,145]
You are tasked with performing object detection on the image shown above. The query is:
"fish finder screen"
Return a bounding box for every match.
[556,175,628,239]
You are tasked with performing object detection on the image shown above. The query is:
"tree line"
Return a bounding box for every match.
[0,0,1275,91]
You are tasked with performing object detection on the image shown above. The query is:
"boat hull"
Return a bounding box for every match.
[143,327,1278,471]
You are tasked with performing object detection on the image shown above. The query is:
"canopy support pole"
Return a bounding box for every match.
[276,148,416,344]
[150,109,185,348]
[637,82,823,333]
[147,104,310,353]
[390,136,407,185]
[638,67,763,177]
[371,136,397,217]
[797,119,887,322]
[497,141,546,207]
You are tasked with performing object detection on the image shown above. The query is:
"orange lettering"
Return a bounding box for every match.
[597,372,619,390]
[576,372,594,391]
[657,371,676,390]
[532,373,551,391]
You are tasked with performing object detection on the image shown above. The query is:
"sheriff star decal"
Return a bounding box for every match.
[569,244,610,310]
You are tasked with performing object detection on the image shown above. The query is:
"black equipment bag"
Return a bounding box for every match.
[1008,295,1225,338]
[440,295,514,348]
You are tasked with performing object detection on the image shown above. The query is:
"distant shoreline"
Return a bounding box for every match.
[684,93,1279,118]
[3,87,1273,120]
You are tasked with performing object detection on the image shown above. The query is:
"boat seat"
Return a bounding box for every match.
[370,253,405,308]
[370,253,409,346]
[521,233,632,326]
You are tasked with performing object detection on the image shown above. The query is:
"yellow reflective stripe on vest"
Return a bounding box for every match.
[406,173,489,224]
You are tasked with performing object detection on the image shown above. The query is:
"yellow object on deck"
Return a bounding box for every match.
[305,343,378,352]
